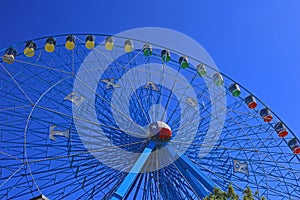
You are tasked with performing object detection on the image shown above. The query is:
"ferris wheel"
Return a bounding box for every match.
[0,28,299,200]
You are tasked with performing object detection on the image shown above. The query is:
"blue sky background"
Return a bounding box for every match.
[0,0,299,138]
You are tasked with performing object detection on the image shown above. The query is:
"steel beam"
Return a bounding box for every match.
[111,141,156,200]
[167,146,218,196]
[175,161,209,198]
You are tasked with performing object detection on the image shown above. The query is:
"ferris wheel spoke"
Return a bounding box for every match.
[72,169,118,193]
[241,125,300,182]
[0,63,34,105]
[0,94,30,108]
[220,110,284,196]
[53,44,88,74]
[0,104,32,111]
[225,114,267,155]
[22,160,129,198]
[160,66,183,121]
[155,151,202,199]
[166,83,208,126]
[0,150,24,163]
[99,76,148,125]
[197,107,264,137]
[73,74,147,136]
[226,109,282,151]
[35,104,144,137]
[72,47,75,75]
[171,110,205,134]
[97,173,128,198]
[14,59,72,75]
[249,149,300,180]
[168,162,201,199]
[167,92,206,128]
[226,108,260,120]
[0,163,25,189]
[28,140,146,164]
[76,38,151,125]
[169,94,224,131]
[124,53,151,124]
[32,172,90,198]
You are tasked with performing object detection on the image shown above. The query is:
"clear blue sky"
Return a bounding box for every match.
[0,0,299,137]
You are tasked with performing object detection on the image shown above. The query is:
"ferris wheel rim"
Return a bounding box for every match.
[0,31,299,199]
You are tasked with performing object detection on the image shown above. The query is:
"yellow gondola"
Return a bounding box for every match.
[105,36,114,50]
[2,47,17,64]
[65,35,75,50]
[24,41,36,57]
[124,39,133,52]
[85,35,95,49]
[44,37,56,53]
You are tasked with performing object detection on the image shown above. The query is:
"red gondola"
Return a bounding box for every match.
[245,95,257,109]
[274,122,288,138]
[288,138,300,154]
[260,108,273,123]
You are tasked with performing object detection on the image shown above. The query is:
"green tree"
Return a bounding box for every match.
[204,185,266,200]
[227,184,239,200]
[243,187,254,200]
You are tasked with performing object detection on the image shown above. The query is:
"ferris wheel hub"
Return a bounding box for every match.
[147,121,172,140]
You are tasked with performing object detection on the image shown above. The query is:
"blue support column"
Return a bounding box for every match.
[112,141,156,200]
[175,161,209,198]
[167,146,218,196]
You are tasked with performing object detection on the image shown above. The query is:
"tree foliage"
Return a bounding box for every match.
[203,185,266,200]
